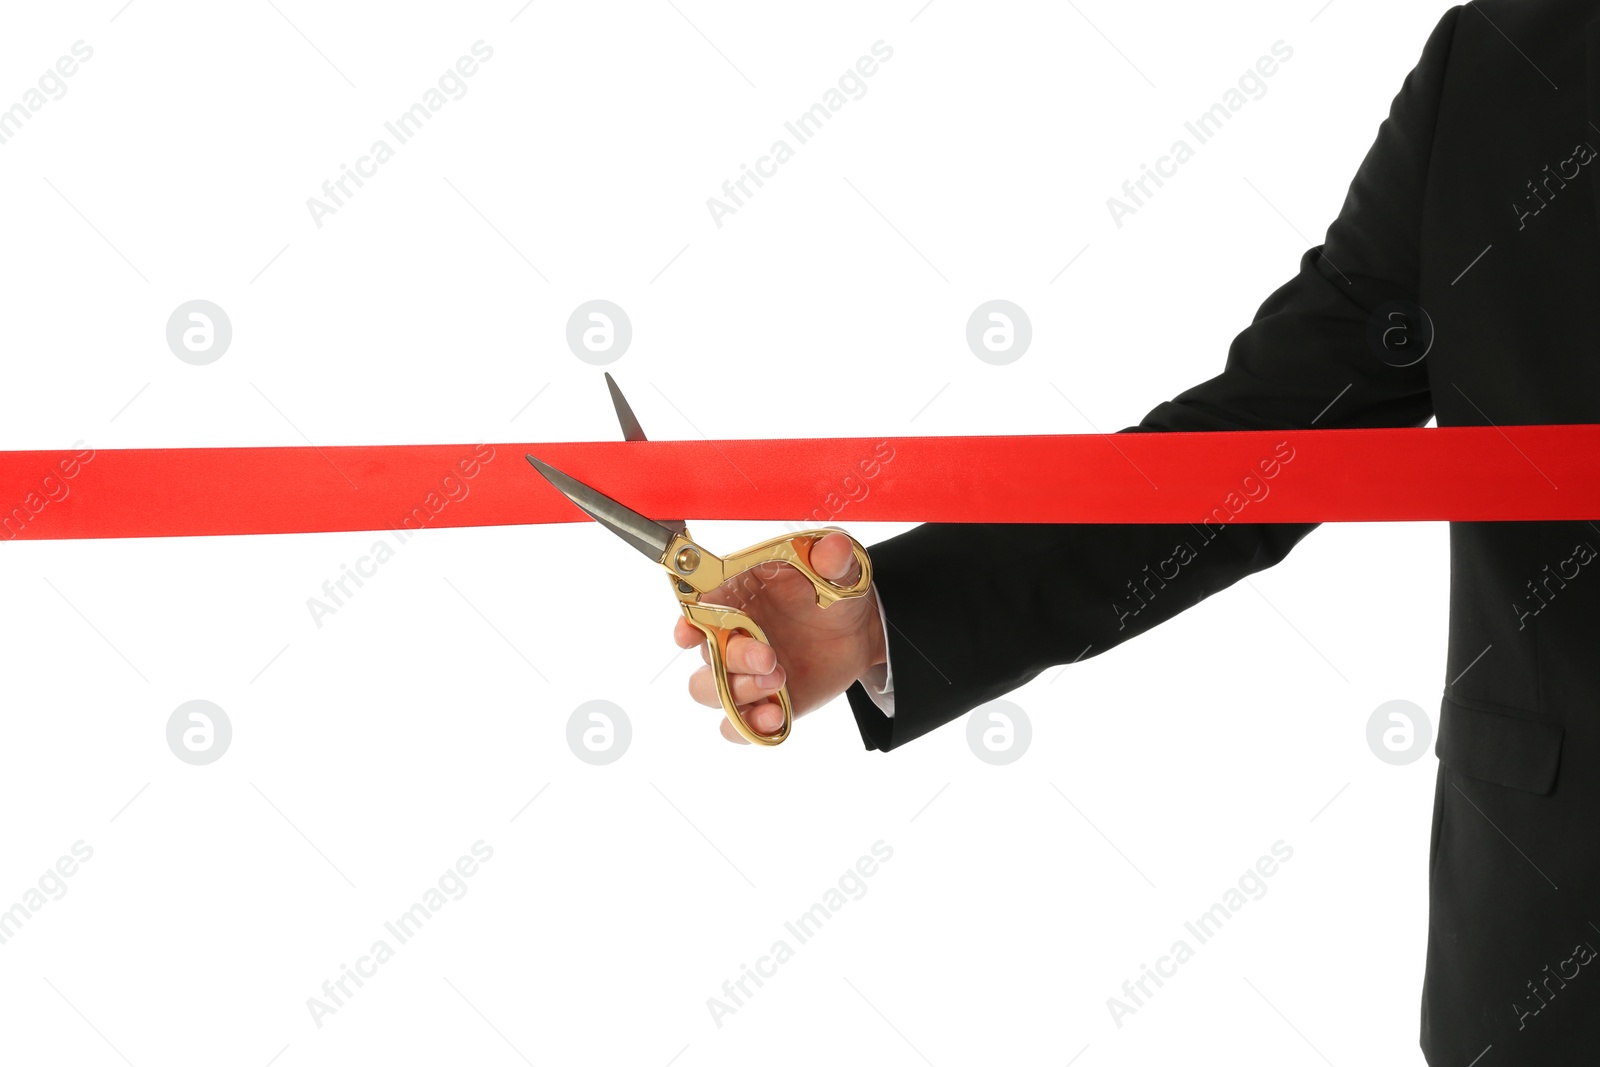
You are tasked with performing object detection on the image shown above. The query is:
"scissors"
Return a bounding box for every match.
[524,374,874,746]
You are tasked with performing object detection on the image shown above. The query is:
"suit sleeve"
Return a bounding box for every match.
[845,5,1464,751]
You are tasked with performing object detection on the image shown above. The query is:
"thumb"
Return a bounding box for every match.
[812,530,861,585]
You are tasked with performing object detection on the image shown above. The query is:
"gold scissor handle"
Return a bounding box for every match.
[718,529,874,606]
[680,600,794,745]
[668,529,873,746]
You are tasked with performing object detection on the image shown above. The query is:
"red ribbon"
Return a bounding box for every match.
[3,424,1597,542]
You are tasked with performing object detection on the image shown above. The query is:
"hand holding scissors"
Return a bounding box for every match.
[525,376,878,745]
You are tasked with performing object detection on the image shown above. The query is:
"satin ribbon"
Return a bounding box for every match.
[3,424,1597,542]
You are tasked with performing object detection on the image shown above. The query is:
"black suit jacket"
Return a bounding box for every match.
[846,2,1600,1060]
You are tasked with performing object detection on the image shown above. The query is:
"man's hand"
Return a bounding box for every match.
[671,530,885,743]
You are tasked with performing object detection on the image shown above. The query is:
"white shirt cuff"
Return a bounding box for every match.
[858,589,894,718]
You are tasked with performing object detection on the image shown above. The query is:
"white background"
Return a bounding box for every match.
[0,1,1454,1064]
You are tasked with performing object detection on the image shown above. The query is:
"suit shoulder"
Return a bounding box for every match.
[1458,0,1599,41]
[1438,0,1597,98]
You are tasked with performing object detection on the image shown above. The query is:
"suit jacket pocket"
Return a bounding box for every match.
[1436,694,1564,795]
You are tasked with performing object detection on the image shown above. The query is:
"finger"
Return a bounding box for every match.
[716,700,784,743]
[723,634,776,675]
[812,530,861,585]
[673,615,706,649]
[697,633,774,673]
[741,700,785,737]
[688,663,785,708]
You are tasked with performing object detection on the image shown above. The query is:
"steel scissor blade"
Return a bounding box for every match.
[602,375,686,536]
[605,372,647,443]
[525,453,675,564]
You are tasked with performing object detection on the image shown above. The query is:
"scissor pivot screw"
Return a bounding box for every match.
[674,546,701,573]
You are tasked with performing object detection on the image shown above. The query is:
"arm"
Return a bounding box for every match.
[845,5,1463,751]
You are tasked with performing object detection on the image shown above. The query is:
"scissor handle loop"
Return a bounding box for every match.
[679,601,793,746]
[671,529,873,745]
[716,530,873,607]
